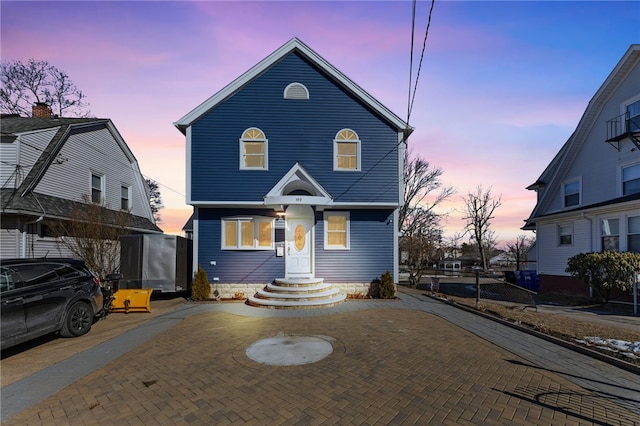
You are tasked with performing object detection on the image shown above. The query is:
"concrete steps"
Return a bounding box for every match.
[248,278,346,309]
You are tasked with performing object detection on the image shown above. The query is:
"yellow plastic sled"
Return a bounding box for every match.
[110,289,153,313]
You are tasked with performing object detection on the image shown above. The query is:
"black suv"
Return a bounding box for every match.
[1,258,105,350]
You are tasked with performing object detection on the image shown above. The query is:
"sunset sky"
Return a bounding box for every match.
[2,1,639,246]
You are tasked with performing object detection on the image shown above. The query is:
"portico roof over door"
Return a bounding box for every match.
[264,162,333,207]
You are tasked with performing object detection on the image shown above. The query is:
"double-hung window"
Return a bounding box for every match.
[559,224,572,246]
[91,173,104,204]
[627,99,640,132]
[334,129,360,171]
[628,216,640,253]
[622,163,640,195]
[121,185,131,210]
[324,211,350,250]
[563,180,580,208]
[240,128,267,170]
[222,217,273,250]
[601,218,619,252]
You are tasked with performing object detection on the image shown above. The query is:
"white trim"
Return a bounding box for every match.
[120,183,132,210]
[264,162,333,205]
[558,223,573,246]
[190,200,398,208]
[283,82,309,100]
[393,208,399,283]
[221,216,274,250]
[333,129,361,172]
[323,211,350,250]
[561,177,581,208]
[239,127,268,171]
[174,38,412,134]
[186,126,192,204]
[192,207,199,277]
[621,162,640,197]
[90,171,105,204]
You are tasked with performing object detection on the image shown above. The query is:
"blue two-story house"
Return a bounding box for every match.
[175,38,411,306]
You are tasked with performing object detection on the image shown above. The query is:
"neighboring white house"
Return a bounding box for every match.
[524,44,640,295]
[1,105,162,259]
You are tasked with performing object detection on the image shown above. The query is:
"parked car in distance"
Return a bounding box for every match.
[1,258,105,350]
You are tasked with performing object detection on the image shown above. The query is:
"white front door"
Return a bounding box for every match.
[285,205,314,277]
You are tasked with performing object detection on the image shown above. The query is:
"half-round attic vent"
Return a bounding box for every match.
[284,82,309,100]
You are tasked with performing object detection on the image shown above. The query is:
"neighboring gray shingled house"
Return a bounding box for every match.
[1,110,161,259]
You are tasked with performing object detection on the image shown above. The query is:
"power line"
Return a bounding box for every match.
[407,0,436,126]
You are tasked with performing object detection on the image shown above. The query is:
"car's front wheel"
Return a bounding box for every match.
[60,301,93,338]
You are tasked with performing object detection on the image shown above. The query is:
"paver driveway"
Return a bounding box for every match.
[2,289,639,425]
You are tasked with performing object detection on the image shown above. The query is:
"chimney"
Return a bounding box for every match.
[32,102,53,118]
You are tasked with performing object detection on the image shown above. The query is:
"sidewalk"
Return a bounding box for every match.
[2,290,639,424]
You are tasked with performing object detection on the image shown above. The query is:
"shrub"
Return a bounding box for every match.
[191,264,211,301]
[378,270,396,299]
[566,251,640,302]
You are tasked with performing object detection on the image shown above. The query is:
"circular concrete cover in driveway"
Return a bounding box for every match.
[246,335,334,366]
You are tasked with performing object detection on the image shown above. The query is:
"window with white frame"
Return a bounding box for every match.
[563,180,580,207]
[622,163,640,195]
[559,224,572,246]
[601,218,619,252]
[324,211,350,250]
[627,99,640,132]
[628,216,640,253]
[91,173,104,204]
[222,217,273,250]
[240,128,268,170]
[283,82,309,100]
[120,185,131,210]
[334,129,360,171]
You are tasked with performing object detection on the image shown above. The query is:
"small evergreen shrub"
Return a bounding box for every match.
[378,270,396,299]
[191,265,211,301]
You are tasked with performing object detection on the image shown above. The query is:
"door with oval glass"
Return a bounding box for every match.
[285,205,313,276]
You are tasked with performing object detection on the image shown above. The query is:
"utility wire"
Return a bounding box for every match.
[407,0,436,125]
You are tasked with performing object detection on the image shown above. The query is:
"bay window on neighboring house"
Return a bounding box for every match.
[622,163,640,195]
[601,218,619,252]
[629,216,640,253]
[563,180,580,208]
[222,217,273,250]
[558,224,573,246]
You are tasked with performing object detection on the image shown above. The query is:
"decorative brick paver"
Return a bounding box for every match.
[3,308,639,425]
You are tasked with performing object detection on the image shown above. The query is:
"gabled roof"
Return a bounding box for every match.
[2,116,141,197]
[2,116,158,230]
[525,44,640,223]
[174,37,412,135]
[264,162,333,207]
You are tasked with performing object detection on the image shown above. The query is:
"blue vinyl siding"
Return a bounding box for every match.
[315,209,394,282]
[197,207,394,284]
[197,208,284,283]
[190,52,399,204]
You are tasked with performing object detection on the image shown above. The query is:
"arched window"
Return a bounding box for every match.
[284,82,309,100]
[240,128,268,170]
[333,129,360,171]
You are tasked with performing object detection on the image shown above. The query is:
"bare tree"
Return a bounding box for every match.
[1,59,90,117]
[399,148,454,286]
[50,195,130,279]
[145,178,164,223]
[505,235,534,271]
[461,185,502,272]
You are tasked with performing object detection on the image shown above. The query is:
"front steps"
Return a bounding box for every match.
[247,277,346,309]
